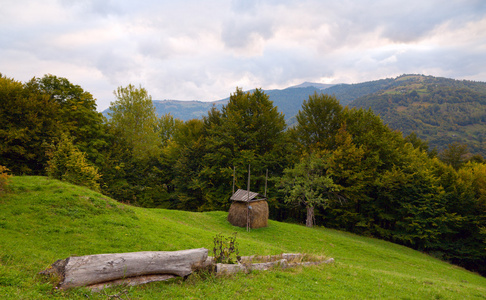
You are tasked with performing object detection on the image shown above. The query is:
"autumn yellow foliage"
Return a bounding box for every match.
[0,165,12,195]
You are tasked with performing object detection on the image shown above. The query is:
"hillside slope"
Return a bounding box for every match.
[102,86,323,122]
[349,74,486,155]
[1,177,484,299]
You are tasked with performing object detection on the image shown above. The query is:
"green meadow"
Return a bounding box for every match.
[1,176,485,299]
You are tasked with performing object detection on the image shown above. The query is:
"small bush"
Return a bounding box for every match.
[212,232,240,264]
[0,165,12,196]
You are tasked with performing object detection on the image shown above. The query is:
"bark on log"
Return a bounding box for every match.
[41,248,208,289]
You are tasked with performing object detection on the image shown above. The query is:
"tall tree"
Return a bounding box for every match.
[323,125,373,232]
[278,153,339,227]
[25,75,108,166]
[447,162,486,274]
[439,142,469,170]
[0,74,62,174]
[108,84,160,161]
[198,88,289,210]
[102,84,162,205]
[157,113,184,148]
[295,93,344,152]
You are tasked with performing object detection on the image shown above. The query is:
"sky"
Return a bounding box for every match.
[1,0,486,111]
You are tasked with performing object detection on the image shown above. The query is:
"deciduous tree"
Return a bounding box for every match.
[25,75,108,166]
[108,84,161,161]
[295,93,343,152]
[278,153,339,227]
[0,74,61,174]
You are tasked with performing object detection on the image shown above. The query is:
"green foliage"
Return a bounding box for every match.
[157,113,184,147]
[101,84,163,205]
[165,88,290,212]
[349,74,486,156]
[0,74,62,175]
[291,94,485,274]
[46,134,101,192]
[25,74,108,166]
[405,132,435,156]
[295,92,343,152]
[439,142,469,169]
[0,165,12,196]
[278,153,339,227]
[445,162,486,273]
[212,232,240,264]
[108,84,161,161]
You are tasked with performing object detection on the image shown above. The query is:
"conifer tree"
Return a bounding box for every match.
[46,133,101,191]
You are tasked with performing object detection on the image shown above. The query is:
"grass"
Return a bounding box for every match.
[1,176,485,299]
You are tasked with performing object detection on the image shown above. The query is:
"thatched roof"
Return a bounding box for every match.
[230,189,267,202]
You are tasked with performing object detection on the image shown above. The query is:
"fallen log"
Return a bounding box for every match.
[215,255,335,275]
[88,274,176,292]
[40,248,208,289]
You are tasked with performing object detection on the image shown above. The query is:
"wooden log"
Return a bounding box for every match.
[215,256,335,275]
[250,259,288,271]
[41,248,208,289]
[88,274,177,291]
[215,263,246,274]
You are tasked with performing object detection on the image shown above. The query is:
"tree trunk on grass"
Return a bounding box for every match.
[40,248,208,290]
[306,205,314,228]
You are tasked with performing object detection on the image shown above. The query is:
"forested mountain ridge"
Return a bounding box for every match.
[103,86,325,122]
[348,74,486,156]
[103,75,486,157]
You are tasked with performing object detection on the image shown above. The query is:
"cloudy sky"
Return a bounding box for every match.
[2,0,486,111]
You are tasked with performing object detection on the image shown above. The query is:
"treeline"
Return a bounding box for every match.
[1,73,485,276]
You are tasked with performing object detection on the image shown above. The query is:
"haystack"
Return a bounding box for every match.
[227,189,268,229]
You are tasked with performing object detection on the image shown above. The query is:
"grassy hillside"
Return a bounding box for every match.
[1,177,485,299]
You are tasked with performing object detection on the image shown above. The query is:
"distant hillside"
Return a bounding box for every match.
[102,99,226,121]
[103,85,326,122]
[348,74,486,155]
[152,99,226,120]
[324,77,397,105]
[289,82,335,89]
[101,75,486,156]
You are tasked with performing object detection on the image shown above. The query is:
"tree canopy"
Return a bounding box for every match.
[1,72,485,276]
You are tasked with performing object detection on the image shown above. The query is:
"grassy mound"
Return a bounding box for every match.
[0,176,485,299]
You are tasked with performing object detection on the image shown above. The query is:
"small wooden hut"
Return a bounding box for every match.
[227,189,269,229]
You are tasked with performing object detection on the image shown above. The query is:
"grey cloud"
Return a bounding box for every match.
[1,0,486,112]
[221,17,275,49]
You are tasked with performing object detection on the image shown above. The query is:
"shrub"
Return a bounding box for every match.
[212,233,240,264]
[0,165,12,195]
[46,134,101,192]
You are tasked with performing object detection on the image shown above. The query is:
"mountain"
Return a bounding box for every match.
[289,81,336,89]
[324,78,397,104]
[152,99,226,121]
[102,75,486,156]
[348,74,486,155]
[103,85,325,122]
